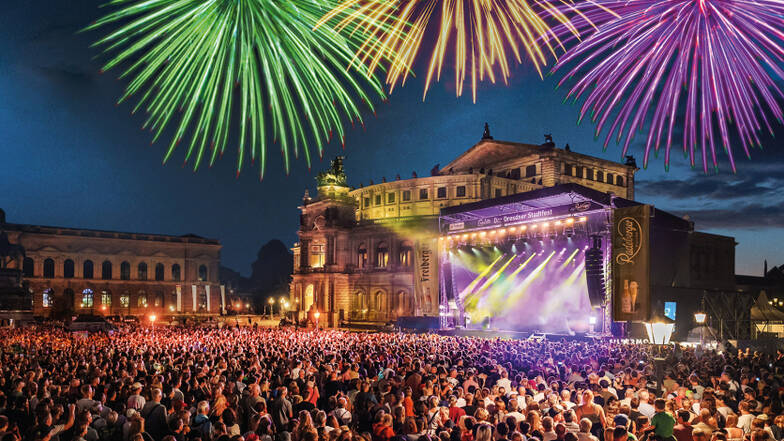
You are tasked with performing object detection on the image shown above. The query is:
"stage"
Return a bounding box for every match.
[438,184,617,334]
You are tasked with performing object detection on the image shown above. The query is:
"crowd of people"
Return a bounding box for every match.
[0,326,783,441]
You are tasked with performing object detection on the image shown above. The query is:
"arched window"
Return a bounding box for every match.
[155,263,165,281]
[63,259,75,278]
[616,175,624,187]
[171,264,181,282]
[596,171,604,183]
[83,260,94,279]
[42,288,53,308]
[120,261,131,280]
[120,292,130,308]
[353,291,366,316]
[606,173,614,186]
[374,290,385,311]
[22,258,34,278]
[399,241,413,267]
[81,289,94,308]
[43,258,55,278]
[395,290,410,315]
[138,262,148,281]
[357,243,368,269]
[376,242,389,268]
[101,290,112,307]
[138,291,148,307]
[102,261,113,280]
[154,291,163,307]
[198,265,208,281]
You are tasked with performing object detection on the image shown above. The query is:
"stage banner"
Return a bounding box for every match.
[414,238,439,316]
[612,205,652,322]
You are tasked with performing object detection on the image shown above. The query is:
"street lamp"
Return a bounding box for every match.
[149,314,157,334]
[694,311,707,348]
[268,298,275,318]
[645,311,675,395]
[314,310,321,331]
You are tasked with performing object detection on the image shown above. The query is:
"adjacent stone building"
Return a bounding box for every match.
[289,129,639,327]
[0,209,224,318]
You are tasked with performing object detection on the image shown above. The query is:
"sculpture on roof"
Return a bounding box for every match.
[0,229,25,270]
[315,156,348,187]
[482,122,493,140]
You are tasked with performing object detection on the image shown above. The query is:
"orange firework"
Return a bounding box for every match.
[318,0,605,101]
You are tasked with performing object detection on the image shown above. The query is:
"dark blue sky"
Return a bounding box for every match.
[1,0,782,276]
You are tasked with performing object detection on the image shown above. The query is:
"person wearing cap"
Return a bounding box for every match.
[127,384,146,412]
[612,415,637,441]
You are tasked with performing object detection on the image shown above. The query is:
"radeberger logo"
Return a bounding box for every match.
[616,217,642,265]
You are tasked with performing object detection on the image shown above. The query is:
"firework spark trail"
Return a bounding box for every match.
[86,0,386,179]
[551,0,784,173]
[318,0,603,102]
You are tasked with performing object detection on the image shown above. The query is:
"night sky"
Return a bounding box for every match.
[2,0,783,277]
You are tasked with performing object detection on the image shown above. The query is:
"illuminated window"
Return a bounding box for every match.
[198,265,208,281]
[120,292,130,308]
[138,291,148,307]
[172,264,181,281]
[81,289,94,308]
[357,244,368,269]
[64,259,74,278]
[138,262,148,281]
[387,192,395,203]
[419,189,428,200]
[43,258,55,278]
[310,243,325,268]
[42,289,53,308]
[456,186,466,197]
[83,260,93,279]
[399,242,413,267]
[376,242,389,268]
[437,187,447,199]
[402,190,411,202]
[120,261,131,280]
[155,263,164,281]
[102,261,112,280]
[101,290,112,307]
[154,291,163,307]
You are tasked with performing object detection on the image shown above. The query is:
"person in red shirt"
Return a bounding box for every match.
[373,413,397,441]
[449,396,466,423]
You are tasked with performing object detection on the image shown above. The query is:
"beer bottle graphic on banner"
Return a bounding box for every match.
[629,281,638,313]
[621,280,632,313]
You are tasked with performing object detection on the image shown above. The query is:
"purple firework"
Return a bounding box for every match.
[552,0,784,172]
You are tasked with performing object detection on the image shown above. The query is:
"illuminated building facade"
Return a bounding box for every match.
[0,209,224,318]
[290,130,639,326]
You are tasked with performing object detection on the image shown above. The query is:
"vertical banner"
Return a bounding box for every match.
[414,238,439,316]
[612,205,652,322]
[205,285,211,312]
[191,285,197,312]
[176,285,182,312]
[220,285,226,314]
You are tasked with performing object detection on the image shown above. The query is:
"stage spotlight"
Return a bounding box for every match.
[579,216,587,222]
[589,316,598,325]
[509,227,517,232]
[462,234,468,240]
[531,224,538,229]
[566,218,575,225]
[555,220,562,226]
[479,231,486,238]
[542,222,549,228]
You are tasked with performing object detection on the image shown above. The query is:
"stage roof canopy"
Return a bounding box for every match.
[440,183,638,226]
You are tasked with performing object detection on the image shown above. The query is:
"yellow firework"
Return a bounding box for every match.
[318,0,602,101]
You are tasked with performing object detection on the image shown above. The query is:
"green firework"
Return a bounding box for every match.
[86,0,386,178]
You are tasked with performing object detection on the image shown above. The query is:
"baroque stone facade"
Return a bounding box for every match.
[0,210,224,318]
[290,133,638,326]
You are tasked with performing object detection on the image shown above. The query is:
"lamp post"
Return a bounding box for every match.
[645,311,675,396]
[149,314,157,335]
[268,298,275,318]
[694,311,707,347]
[314,310,320,331]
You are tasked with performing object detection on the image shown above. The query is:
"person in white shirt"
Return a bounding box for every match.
[637,390,655,419]
[497,370,512,394]
[507,397,526,423]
